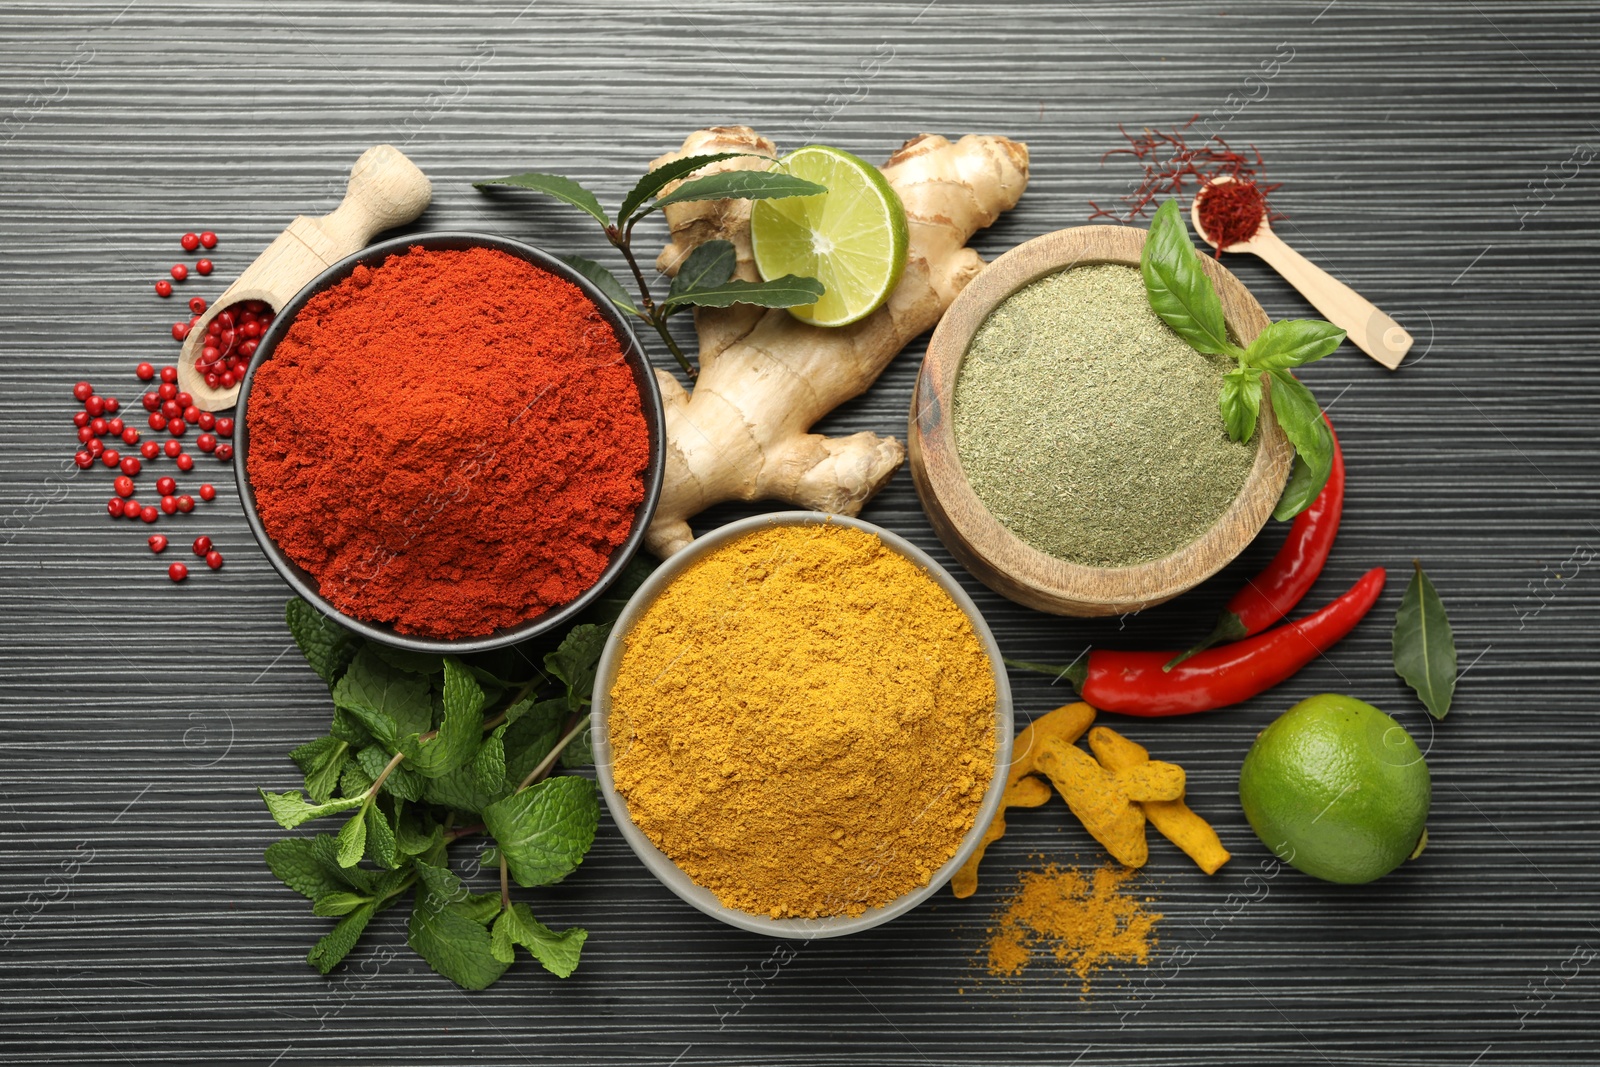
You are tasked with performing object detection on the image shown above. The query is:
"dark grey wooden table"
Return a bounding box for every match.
[3,1,1597,1063]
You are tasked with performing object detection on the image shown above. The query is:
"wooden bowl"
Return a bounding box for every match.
[908,225,1292,617]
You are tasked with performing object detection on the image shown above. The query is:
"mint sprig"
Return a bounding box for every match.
[1141,199,1344,519]
[474,154,826,379]
[264,567,650,988]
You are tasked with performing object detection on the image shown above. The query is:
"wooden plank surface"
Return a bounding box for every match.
[2,1,1598,1064]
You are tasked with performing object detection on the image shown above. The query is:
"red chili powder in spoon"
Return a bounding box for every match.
[245,245,649,639]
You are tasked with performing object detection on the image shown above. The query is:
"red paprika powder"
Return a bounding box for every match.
[246,245,649,639]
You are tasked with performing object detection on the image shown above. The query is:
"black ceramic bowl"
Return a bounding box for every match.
[233,231,667,653]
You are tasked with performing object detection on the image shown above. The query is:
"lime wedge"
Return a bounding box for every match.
[750,145,909,327]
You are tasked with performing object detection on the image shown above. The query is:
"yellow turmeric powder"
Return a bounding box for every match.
[985,861,1161,993]
[608,522,997,919]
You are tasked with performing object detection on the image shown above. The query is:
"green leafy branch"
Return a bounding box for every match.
[1141,199,1346,519]
[474,153,827,379]
[260,563,649,989]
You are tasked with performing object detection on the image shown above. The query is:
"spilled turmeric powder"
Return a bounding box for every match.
[608,522,997,919]
[985,862,1161,993]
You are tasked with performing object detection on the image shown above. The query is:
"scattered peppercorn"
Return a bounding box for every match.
[155,280,173,298]
[181,233,201,252]
[199,231,217,249]
[195,258,213,276]
[175,453,194,472]
[148,535,168,553]
[168,562,188,582]
[205,550,223,570]
[192,536,212,556]
[170,264,189,282]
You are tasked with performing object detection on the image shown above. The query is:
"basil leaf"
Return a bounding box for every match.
[1219,368,1263,442]
[1267,371,1334,520]
[667,240,738,303]
[660,275,825,314]
[471,171,609,227]
[558,253,640,316]
[1244,319,1347,371]
[1393,561,1457,719]
[651,170,825,213]
[616,150,753,223]
[1140,199,1237,357]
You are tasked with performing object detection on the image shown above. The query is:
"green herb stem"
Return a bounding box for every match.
[610,227,695,379]
[516,715,589,793]
[364,750,408,801]
[499,854,511,911]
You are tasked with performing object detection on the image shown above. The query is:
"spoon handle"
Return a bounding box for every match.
[1248,230,1412,370]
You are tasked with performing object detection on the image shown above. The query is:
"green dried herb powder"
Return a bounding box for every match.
[952,263,1257,568]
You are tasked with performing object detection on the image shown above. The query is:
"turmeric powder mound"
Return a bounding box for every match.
[985,863,1160,993]
[608,523,997,919]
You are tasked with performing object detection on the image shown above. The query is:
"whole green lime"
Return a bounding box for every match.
[1239,694,1430,884]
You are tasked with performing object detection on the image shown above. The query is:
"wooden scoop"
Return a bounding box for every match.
[1190,177,1413,370]
[177,145,433,411]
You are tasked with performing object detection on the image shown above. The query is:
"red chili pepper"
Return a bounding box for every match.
[1037,566,1385,717]
[1165,414,1346,670]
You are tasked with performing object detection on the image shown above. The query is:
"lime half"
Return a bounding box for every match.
[750,145,909,327]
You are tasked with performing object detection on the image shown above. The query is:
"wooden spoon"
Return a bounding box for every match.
[177,144,433,411]
[1190,176,1412,370]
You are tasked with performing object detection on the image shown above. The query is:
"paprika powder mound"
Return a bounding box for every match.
[246,244,649,639]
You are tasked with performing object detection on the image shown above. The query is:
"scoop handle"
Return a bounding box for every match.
[1249,230,1413,370]
[314,144,434,253]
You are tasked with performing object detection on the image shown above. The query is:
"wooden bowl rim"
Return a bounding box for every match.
[911,224,1292,615]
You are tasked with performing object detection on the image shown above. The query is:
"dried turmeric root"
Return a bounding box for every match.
[645,126,1030,557]
[1034,737,1184,868]
[1088,726,1231,875]
[951,702,1094,898]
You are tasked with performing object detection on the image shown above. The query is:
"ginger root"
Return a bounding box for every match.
[644,125,1029,556]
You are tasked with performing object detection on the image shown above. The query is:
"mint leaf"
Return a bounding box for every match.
[660,274,825,314]
[472,171,609,227]
[265,837,349,901]
[423,763,508,816]
[407,890,511,990]
[370,644,444,675]
[335,807,368,868]
[401,657,484,778]
[667,240,737,304]
[333,647,432,748]
[1141,199,1238,357]
[503,698,566,789]
[545,624,606,707]
[261,789,365,831]
[652,169,826,213]
[339,759,374,798]
[559,720,593,769]
[307,902,375,975]
[290,737,349,804]
[483,776,599,888]
[475,724,508,792]
[1267,371,1334,520]
[330,706,374,747]
[285,598,359,687]
[490,902,587,977]
[1393,561,1457,719]
[1219,367,1262,443]
[558,254,640,316]
[1243,318,1346,371]
[411,858,461,900]
[395,818,441,859]
[455,893,504,926]
[617,150,753,222]
[312,891,373,918]
[365,802,399,869]
[356,744,423,802]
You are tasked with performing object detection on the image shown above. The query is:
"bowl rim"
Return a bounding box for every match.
[233,230,667,653]
[909,223,1293,617]
[590,511,1014,939]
